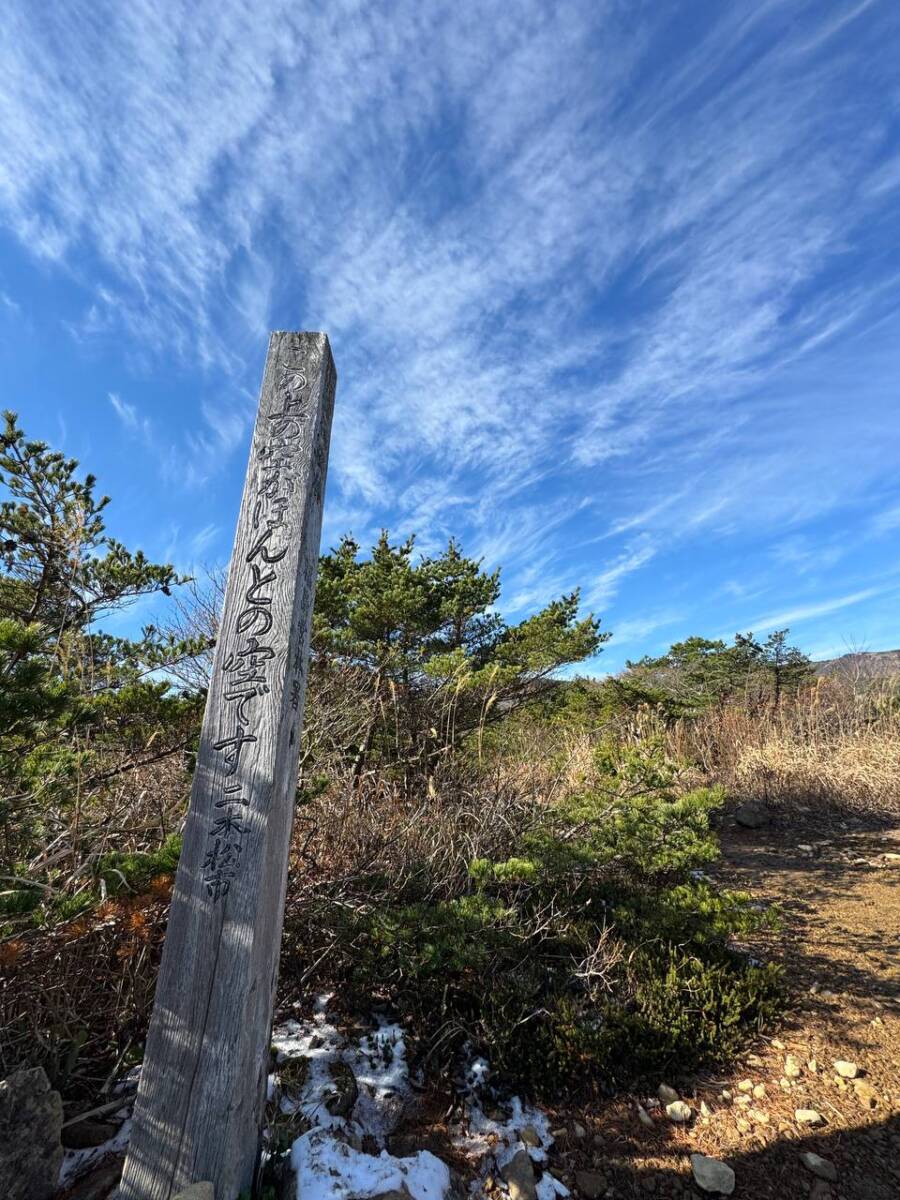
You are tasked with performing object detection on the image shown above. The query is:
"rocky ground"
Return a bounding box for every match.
[50,808,900,1200]
[526,810,900,1200]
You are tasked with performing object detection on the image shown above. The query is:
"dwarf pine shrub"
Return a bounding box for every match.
[288,738,783,1096]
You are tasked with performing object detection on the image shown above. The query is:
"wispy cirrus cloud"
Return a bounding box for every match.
[108,391,153,444]
[0,0,898,659]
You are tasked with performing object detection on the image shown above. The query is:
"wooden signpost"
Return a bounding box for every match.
[118,332,337,1200]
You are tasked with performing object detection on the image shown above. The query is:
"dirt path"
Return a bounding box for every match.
[545,813,900,1200]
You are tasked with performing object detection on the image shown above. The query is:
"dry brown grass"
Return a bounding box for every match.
[662,675,900,818]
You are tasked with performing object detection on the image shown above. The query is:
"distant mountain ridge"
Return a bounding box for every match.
[816,648,900,678]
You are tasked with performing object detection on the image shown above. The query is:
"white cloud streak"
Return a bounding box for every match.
[0,0,898,622]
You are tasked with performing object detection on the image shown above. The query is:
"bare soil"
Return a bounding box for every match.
[540,811,900,1199]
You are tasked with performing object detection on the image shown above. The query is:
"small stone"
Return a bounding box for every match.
[784,1054,802,1078]
[666,1100,692,1123]
[752,1084,766,1099]
[807,1059,818,1073]
[324,1061,359,1117]
[737,1079,753,1093]
[745,1054,764,1067]
[771,1038,785,1050]
[690,1154,735,1195]
[853,1079,878,1109]
[833,1060,858,1078]
[636,1104,655,1129]
[501,1149,537,1200]
[734,1095,751,1107]
[735,1117,751,1133]
[779,1078,791,1091]
[799,1152,837,1182]
[572,1122,587,1139]
[699,1101,710,1118]
[748,1108,769,1124]
[734,801,769,829]
[798,844,813,852]
[575,1171,607,1199]
[833,1077,848,1092]
[720,1089,732,1102]
[795,1108,823,1125]
[882,852,900,864]
[658,1084,680,1104]
[172,1186,215,1200]
[519,1125,542,1148]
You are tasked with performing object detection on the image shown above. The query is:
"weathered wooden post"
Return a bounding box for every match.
[118,332,336,1200]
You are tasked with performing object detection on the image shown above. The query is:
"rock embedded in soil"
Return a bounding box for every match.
[501,1148,537,1200]
[690,1153,735,1195]
[833,1059,858,1078]
[636,1104,655,1129]
[853,1079,878,1108]
[658,1083,680,1104]
[325,1060,359,1117]
[0,1066,64,1200]
[734,801,770,829]
[800,1152,838,1182]
[519,1125,542,1148]
[666,1100,692,1123]
[574,1170,607,1198]
[784,1054,802,1078]
[795,1108,824,1124]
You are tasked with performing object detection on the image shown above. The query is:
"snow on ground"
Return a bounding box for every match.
[273,999,568,1200]
[450,1094,569,1199]
[58,996,567,1200]
[271,995,413,1144]
[58,1117,133,1187]
[291,1129,450,1200]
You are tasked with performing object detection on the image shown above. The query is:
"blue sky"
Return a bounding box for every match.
[1,0,899,672]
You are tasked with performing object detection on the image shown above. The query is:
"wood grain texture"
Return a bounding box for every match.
[117,333,336,1200]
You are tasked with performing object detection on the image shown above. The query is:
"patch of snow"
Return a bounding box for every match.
[536,1174,570,1200]
[465,1056,491,1093]
[450,1059,568,1199]
[272,999,413,1144]
[455,1096,553,1164]
[292,1128,450,1200]
[59,1118,133,1186]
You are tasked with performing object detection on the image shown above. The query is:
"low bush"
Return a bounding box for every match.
[281,739,784,1096]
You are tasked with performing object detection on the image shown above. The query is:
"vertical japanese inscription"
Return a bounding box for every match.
[116,333,336,1200]
[201,350,312,902]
